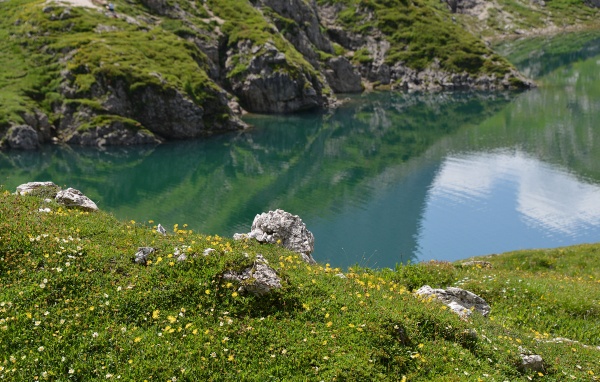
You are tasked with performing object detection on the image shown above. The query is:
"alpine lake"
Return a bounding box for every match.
[3,30,600,269]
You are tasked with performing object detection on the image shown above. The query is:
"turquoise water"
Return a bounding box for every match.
[3,31,600,269]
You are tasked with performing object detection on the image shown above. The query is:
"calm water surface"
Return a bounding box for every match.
[3,31,600,269]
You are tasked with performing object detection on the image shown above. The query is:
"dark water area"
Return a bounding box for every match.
[3,31,600,269]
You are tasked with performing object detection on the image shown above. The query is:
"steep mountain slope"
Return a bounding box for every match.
[0,0,597,148]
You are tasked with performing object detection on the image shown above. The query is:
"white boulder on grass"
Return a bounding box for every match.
[234,209,316,264]
[55,187,98,212]
[15,181,61,196]
[416,285,491,318]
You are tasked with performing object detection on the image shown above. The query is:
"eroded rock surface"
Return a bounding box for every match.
[16,182,61,197]
[55,187,99,211]
[223,254,282,296]
[5,125,40,150]
[134,247,155,265]
[416,285,491,318]
[236,209,316,264]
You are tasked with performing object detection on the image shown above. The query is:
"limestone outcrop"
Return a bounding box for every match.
[234,209,316,264]
[0,0,541,150]
[15,182,99,211]
[416,285,491,318]
[225,41,331,113]
[223,254,282,296]
[4,125,40,150]
[55,187,99,211]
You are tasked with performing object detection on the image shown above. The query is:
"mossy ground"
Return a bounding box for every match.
[0,189,598,380]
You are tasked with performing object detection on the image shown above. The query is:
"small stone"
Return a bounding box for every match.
[203,248,216,256]
[460,261,493,269]
[416,285,491,318]
[55,188,98,212]
[134,247,155,265]
[156,224,166,235]
[223,254,281,296]
[519,354,544,373]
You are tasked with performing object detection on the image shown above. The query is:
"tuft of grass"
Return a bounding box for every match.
[0,188,598,380]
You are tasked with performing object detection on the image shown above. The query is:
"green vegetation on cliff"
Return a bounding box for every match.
[0,0,599,145]
[319,0,512,74]
[0,189,598,380]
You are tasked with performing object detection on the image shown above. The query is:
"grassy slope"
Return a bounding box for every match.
[0,0,226,133]
[0,190,598,381]
[318,0,516,75]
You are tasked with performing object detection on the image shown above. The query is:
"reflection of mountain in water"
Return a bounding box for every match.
[494,30,600,79]
[0,91,513,267]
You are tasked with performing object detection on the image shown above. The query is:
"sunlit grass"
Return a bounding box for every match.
[0,188,598,380]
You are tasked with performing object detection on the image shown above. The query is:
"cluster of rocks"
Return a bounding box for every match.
[15,181,98,211]
[132,209,315,297]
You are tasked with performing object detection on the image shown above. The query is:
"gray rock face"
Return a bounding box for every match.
[134,247,155,265]
[519,354,544,372]
[66,123,162,147]
[415,285,491,318]
[22,110,53,142]
[5,125,40,150]
[226,41,330,113]
[242,209,316,264]
[96,77,245,139]
[324,57,363,93]
[223,254,282,296]
[16,182,61,197]
[261,0,333,66]
[56,70,247,146]
[55,187,98,211]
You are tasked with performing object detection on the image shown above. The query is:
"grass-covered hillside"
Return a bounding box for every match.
[1,0,597,148]
[0,189,598,380]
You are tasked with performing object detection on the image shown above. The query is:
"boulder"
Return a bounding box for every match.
[518,354,544,373]
[15,182,61,197]
[55,187,99,212]
[5,125,40,150]
[324,57,363,93]
[156,223,167,235]
[415,285,490,318]
[223,254,282,296]
[236,209,316,264]
[134,247,155,265]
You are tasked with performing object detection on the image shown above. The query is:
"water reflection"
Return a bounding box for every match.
[418,151,600,262]
[0,91,513,268]
[2,32,600,268]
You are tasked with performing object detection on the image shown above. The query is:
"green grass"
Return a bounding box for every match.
[0,189,598,380]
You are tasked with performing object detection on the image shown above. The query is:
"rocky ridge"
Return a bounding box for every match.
[0,0,596,149]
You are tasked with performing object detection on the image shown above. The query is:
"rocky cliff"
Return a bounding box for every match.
[0,0,597,148]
